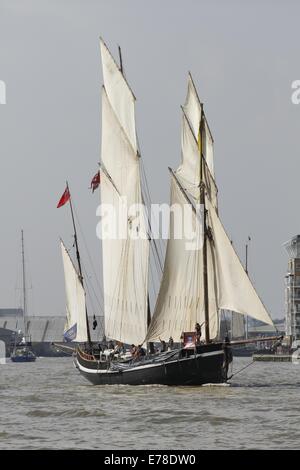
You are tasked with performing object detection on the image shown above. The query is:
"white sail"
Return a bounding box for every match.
[176,113,201,200]
[60,241,88,342]
[179,113,218,210]
[183,73,201,143]
[100,38,137,152]
[145,176,219,343]
[183,73,215,178]
[207,198,274,326]
[146,75,220,343]
[146,73,273,343]
[100,40,149,346]
[203,117,214,178]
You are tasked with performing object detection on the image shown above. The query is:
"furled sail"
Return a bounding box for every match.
[100,39,149,346]
[61,241,88,342]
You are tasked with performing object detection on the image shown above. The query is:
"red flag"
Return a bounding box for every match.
[90,171,100,193]
[57,187,70,208]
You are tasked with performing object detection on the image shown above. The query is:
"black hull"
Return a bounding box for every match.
[75,343,229,386]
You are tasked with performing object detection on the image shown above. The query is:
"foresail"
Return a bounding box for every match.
[100,41,149,346]
[207,199,274,326]
[145,176,219,343]
[60,241,88,342]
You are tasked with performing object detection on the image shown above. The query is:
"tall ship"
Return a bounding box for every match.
[11,231,36,363]
[60,39,280,385]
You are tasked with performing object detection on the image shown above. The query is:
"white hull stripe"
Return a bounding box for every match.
[76,350,224,375]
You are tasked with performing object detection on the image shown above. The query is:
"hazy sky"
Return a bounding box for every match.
[0,0,299,319]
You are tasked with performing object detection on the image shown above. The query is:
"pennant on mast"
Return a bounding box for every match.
[90,171,100,193]
[57,187,70,208]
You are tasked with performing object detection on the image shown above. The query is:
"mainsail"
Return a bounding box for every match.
[60,240,88,342]
[145,174,219,342]
[100,39,149,346]
[146,74,274,343]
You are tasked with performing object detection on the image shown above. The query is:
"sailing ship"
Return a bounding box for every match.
[61,39,280,385]
[11,231,36,363]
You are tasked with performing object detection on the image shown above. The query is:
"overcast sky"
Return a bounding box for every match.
[0,0,299,319]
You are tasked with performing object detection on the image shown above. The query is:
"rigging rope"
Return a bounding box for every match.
[227,359,255,380]
[228,345,281,380]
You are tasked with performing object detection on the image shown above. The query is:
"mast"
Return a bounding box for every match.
[21,230,27,338]
[118,45,123,73]
[66,182,92,344]
[245,236,251,339]
[199,108,210,343]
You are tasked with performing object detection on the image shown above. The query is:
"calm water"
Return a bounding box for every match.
[0,356,300,450]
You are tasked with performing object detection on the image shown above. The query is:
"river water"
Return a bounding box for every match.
[0,356,300,450]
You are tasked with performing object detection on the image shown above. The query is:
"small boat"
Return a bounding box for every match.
[11,231,36,363]
[59,39,281,386]
[11,345,36,363]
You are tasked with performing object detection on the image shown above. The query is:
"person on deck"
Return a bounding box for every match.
[132,344,145,361]
[159,338,167,352]
[195,322,207,344]
[168,337,174,351]
[137,345,145,357]
[223,335,233,380]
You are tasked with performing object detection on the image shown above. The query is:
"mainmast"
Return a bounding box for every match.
[245,237,251,339]
[199,109,210,343]
[66,182,92,344]
[21,230,27,338]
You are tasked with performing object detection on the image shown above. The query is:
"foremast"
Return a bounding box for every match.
[66,182,92,344]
